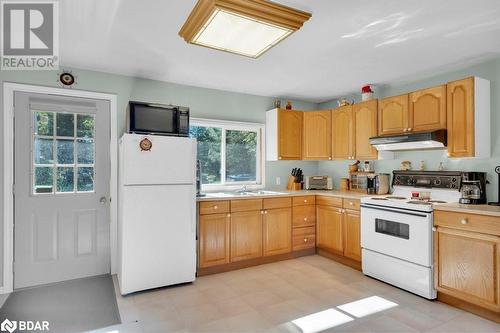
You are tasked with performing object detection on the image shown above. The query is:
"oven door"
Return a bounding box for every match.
[361,204,432,267]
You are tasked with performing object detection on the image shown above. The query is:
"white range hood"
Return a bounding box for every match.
[370,130,447,152]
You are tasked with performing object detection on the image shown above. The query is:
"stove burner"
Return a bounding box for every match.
[386,196,406,200]
[371,197,388,200]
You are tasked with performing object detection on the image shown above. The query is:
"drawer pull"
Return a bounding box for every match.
[303,238,308,243]
[213,205,218,209]
[227,213,231,217]
[349,202,353,206]
[264,210,268,214]
[304,199,308,203]
[460,219,468,225]
[304,217,308,221]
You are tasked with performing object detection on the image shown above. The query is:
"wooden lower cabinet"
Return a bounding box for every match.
[343,209,361,261]
[316,205,344,254]
[230,210,263,262]
[435,226,500,312]
[263,208,292,256]
[198,213,230,268]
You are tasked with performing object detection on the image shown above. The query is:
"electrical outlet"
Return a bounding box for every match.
[275,177,281,185]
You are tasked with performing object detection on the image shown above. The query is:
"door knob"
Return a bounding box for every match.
[100,196,107,204]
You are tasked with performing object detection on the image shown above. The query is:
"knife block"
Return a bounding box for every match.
[286,176,302,190]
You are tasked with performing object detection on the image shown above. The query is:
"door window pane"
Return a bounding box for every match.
[34,112,54,136]
[189,126,222,184]
[77,167,94,192]
[56,113,75,137]
[34,167,53,193]
[33,110,96,194]
[77,114,95,138]
[34,138,54,164]
[56,139,74,164]
[226,130,257,182]
[56,167,74,192]
[77,139,94,164]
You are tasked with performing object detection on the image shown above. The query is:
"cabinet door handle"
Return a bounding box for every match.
[261,210,264,215]
[460,219,468,225]
[304,217,308,221]
[265,210,268,214]
[407,128,412,131]
[349,202,353,206]
[303,238,308,243]
[403,128,407,132]
[432,227,437,231]
[213,205,218,209]
[227,213,231,217]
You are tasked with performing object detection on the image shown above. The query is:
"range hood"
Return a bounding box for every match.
[370,129,447,151]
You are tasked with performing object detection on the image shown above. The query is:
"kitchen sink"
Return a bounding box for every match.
[203,190,287,198]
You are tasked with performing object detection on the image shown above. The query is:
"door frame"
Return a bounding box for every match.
[2,82,118,293]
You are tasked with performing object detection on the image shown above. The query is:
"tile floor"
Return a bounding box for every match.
[109,255,499,333]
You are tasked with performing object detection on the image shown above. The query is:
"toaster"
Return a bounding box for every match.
[305,176,333,190]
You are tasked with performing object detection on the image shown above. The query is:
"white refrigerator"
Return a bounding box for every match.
[117,133,197,295]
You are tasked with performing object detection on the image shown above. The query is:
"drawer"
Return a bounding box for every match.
[293,205,316,227]
[316,196,343,207]
[199,201,230,215]
[293,196,316,206]
[293,231,316,251]
[231,199,263,212]
[293,226,316,236]
[263,197,292,209]
[434,211,500,236]
[343,198,360,210]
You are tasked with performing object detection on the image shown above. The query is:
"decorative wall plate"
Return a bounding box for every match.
[139,137,153,151]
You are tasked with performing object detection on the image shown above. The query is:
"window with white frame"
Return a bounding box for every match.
[189,118,264,190]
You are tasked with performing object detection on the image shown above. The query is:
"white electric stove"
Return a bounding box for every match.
[360,171,462,299]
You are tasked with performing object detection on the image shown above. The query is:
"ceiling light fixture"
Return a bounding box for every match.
[179,0,311,58]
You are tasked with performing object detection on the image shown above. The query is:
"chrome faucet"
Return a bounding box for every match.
[236,184,248,193]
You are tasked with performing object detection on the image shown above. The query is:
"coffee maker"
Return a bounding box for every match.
[459,172,487,204]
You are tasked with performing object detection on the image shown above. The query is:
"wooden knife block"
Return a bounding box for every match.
[286,176,302,190]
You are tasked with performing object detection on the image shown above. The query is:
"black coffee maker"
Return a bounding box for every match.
[459,172,487,204]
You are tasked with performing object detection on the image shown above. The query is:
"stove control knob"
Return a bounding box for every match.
[452,177,457,182]
[434,179,441,186]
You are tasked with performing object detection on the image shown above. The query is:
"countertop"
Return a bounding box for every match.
[197,189,377,201]
[434,203,500,218]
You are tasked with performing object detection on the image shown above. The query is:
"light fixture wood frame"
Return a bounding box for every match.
[179,0,311,56]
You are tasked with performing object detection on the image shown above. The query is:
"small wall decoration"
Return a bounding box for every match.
[274,99,281,108]
[139,137,153,151]
[286,100,292,110]
[58,70,77,88]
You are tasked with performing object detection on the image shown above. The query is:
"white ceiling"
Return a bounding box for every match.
[60,0,500,102]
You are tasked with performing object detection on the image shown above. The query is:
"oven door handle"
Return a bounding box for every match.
[360,204,430,218]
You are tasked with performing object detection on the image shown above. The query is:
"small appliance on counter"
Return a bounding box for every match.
[349,171,374,192]
[367,174,390,195]
[305,176,333,190]
[489,166,500,206]
[459,172,487,204]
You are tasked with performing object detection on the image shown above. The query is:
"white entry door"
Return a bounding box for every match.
[14,92,111,289]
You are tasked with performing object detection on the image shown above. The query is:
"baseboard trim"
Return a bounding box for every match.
[437,292,500,323]
[317,249,361,271]
[197,248,316,276]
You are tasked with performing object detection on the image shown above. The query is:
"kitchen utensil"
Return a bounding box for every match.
[349,160,360,173]
[401,161,411,171]
[488,166,500,206]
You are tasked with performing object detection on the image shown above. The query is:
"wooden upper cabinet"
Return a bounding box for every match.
[353,100,378,160]
[409,85,447,132]
[343,209,361,262]
[332,106,354,160]
[447,78,475,157]
[303,111,332,160]
[266,109,302,161]
[378,94,409,136]
[230,210,263,262]
[316,205,343,254]
[199,213,230,268]
[263,208,292,257]
[435,226,500,312]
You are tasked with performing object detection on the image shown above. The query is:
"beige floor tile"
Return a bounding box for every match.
[425,312,500,332]
[176,302,226,329]
[360,315,419,332]
[212,296,255,317]
[241,290,285,308]
[385,306,445,331]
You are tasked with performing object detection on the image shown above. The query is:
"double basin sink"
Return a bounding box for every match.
[202,190,287,198]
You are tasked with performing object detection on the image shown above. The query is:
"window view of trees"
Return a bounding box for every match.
[189,124,259,186]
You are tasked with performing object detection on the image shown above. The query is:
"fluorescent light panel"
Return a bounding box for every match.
[193,9,292,58]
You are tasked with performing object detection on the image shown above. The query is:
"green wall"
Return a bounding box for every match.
[318,57,500,202]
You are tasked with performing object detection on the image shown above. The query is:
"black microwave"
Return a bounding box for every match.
[128,101,189,137]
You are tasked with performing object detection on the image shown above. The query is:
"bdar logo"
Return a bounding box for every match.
[0,319,17,333]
